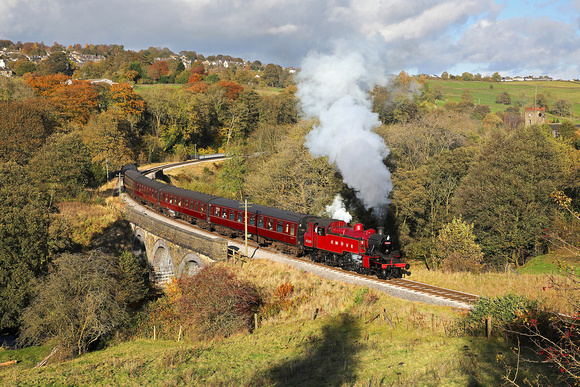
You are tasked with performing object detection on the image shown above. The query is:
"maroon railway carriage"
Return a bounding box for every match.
[158,185,216,223]
[124,169,167,208]
[207,197,307,247]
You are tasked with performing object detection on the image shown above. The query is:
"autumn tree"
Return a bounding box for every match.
[109,83,146,139]
[244,122,343,214]
[24,75,100,124]
[147,60,170,82]
[82,111,135,170]
[215,80,243,100]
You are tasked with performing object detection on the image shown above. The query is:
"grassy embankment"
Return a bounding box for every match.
[428,79,580,123]
[1,255,557,386]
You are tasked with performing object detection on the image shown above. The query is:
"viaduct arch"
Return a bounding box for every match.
[126,205,228,286]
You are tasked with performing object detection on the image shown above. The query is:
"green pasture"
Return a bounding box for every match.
[428,79,580,122]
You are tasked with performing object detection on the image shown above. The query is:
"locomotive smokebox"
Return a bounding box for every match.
[377,227,385,235]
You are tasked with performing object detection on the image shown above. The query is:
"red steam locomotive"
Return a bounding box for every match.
[123,167,410,279]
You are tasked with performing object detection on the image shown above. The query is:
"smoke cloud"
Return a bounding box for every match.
[296,40,393,212]
[325,195,353,223]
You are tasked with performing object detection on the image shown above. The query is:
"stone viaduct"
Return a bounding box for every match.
[126,205,229,286]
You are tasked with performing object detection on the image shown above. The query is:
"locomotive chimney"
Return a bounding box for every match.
[377,227,384,235]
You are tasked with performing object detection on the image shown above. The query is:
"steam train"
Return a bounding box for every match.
[123,166,410,279]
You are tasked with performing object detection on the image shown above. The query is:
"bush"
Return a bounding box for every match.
[18,251,127,358]
[464,293,539,336]
[177,264,261,338]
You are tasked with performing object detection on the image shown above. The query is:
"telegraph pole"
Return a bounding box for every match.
[244,199,248,256]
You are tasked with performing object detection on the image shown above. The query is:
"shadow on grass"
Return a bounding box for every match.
[260,313,362,386]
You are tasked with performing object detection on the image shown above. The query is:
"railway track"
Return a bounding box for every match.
[140,154,227,176]
[277,254,479,307]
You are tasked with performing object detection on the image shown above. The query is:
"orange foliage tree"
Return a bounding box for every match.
[109,83,146,136]
[216,81,243,100]
[25,75,99,125]
[187,82,208,94]
[147,60,170,81]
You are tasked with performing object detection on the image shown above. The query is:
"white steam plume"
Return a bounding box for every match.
[325,195,353,223]
[296,41,392,211]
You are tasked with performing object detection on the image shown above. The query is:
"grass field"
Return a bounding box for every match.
[428,79,580,123]
[0,258,560,386]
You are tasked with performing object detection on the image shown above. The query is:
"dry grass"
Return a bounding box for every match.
[410,262,577,315]
[53,180,125,247]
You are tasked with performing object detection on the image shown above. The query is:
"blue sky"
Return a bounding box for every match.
[1,0,579,79]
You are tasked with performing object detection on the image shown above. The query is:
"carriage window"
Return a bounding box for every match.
[258,217,264,228]
[249,215,255,226]
[185,200,189,207]
[267,219,273,230]
[290,225,296,235]
[214,207,220,216]
[195,202,199,211]
[222,209,227,218]
[237,213,243,222]
[276,222,283,232]
[178,198,182,206]
[200,204,205,212]
[285,224,289,233]
[229,211,235,220]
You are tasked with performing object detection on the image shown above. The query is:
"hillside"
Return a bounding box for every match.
[428,79,580,123]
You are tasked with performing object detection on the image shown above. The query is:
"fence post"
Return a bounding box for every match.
[486,316,492,339]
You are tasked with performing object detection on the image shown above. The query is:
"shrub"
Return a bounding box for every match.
[18,251,127,358]
[177,264,261,338]
[464,293,539,336]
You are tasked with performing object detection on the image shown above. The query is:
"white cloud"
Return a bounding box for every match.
[0,0,578,78]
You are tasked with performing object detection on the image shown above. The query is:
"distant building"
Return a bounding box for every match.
[524,107,546,126]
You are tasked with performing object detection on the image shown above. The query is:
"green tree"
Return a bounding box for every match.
[473,105,491,120]
[536,92,551,111]
[39,51,73,76]
[461,72,474,81]
[261,63,281,87]
[0,163,54,330]
[441,71,449,80]
[453,125,562,267]
[13,60,37,76]
[434,217,483,272]
[492,72,502,82]
[0,76,36,102]
[552,99,572,117]
[217,146,246,199]
[557,120,578,144]
[18,251,127,357]
[495,91,511,105]
[0,100,56,165]
[27,132,93,200]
